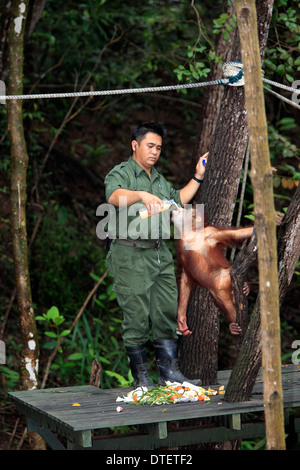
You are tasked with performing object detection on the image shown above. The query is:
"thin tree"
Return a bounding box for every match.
[0,0,47,80]
[7,0,46,450]
[227,0,286,450]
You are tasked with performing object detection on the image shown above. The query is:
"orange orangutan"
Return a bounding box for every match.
[172,207,253,336]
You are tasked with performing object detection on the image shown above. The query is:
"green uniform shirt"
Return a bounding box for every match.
[104,156,182,240]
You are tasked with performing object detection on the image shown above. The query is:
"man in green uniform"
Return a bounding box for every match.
[105,122,207,388]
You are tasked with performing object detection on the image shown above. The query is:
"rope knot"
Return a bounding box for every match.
[222,61,245,86]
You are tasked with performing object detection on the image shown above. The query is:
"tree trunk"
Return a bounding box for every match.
[89,359,102,388]
[192,0,235,159]
[179,0,274,385]
[7,0,46,450]
[232,0,285,450]
[230,229,258,350]
[0,0,47,80]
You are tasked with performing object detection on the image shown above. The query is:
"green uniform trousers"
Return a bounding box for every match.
[107,241,178,347]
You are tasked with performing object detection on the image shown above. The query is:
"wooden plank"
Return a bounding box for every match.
[27,418,66,450]
[73,430,92,448]
[89,421,268,450]
[8,363,300,444]
[141,422,168,439]
[10,386,267,432]
[230,414,241,431]
[81,415,300,450]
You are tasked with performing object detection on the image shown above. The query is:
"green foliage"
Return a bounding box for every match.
[269,118,299,161]
[294,261,300,278]
[25,0,202,108]
[0,336,22,391]
[0,366,20,390]
[212,12,237,40]
[104,370,133,388]
[174,51,211,83]
[36,306,71,351]
[173,5,236,87]
[37,306,131,389]
[264,0,300,84]
[241,437,266,450]
[29,202,104,316]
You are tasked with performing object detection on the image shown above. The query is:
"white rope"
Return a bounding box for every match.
[262,78,298,94]
[0,61,298,103]
[264,85,300,110]
[0,79,225,101]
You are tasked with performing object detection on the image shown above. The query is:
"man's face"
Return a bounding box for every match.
[133,132,162,171]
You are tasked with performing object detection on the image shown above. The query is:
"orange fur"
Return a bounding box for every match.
[173,208,253,335]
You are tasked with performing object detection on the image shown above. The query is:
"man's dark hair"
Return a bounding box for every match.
[131,122,167,145]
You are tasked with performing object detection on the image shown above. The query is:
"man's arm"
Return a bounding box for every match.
[108,189,164,213]
[180,178,204,206]
[180,152,208,205]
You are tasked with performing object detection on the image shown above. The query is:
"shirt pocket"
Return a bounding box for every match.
[156,181,171,201]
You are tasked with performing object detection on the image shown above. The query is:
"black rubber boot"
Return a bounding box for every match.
[154,339,202,386]
[125,344,155,389]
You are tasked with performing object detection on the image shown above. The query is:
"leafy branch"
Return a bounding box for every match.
[40,269,108,389]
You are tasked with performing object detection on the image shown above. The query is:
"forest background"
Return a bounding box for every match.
[0,0,299,450]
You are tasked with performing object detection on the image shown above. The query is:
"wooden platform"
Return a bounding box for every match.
[8,364,300,450]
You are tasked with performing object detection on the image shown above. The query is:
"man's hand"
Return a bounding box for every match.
[108,189,163,214]
[140,191,164,216]
[195,152,208,180]
[180,152,209,205]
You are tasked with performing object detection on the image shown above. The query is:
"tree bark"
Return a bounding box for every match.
[7,0,46,450]
[0,0,47,80]
[179,0,274,385]
[89,359,102,388]
[230,229,258,350]
[192,0,235,159]
[232,0,285,450]
[0,1,12,79]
